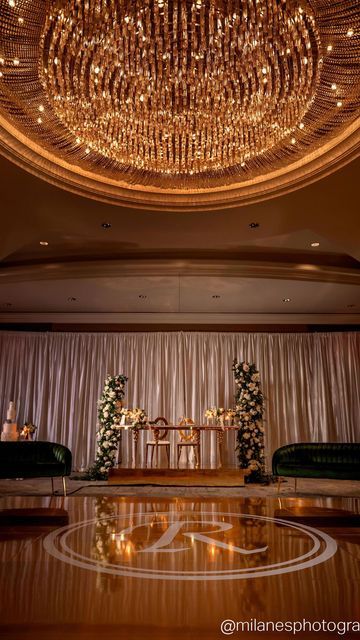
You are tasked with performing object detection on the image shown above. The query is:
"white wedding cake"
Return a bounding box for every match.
[1,401,19,441]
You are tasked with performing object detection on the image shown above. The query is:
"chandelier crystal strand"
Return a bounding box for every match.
[39,0,321,175]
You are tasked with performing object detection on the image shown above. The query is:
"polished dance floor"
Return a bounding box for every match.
[0,495,359,639]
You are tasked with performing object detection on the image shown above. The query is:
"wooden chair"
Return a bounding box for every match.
[177,423,201,469]
[146,417,170,468]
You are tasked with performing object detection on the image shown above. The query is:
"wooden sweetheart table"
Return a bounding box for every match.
[117,423,240,470]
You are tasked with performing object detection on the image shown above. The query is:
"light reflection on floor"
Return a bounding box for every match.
[0,495,359,639]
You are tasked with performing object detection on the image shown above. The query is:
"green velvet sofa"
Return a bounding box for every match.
[272,442,360,492]
[0,441,72,495]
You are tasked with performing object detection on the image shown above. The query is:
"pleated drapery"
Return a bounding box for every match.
[0,331,359,470]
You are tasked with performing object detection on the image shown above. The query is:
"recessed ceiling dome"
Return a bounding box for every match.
[0,0,359,210]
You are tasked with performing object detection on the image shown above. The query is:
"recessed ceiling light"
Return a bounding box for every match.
[39,241,49,246]
[101,222,112,229]
[249,222,260,229]
[283,298,291,303]
[212,295,221,299]
[347,28,354,37]
[138,294,147,299]
[327,44,333,52]
[67,297,77,302]
[311,241,320,247]
[336,100,343,107]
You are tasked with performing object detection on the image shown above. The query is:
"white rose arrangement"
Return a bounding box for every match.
[88,373,128,479]
[127,408,148,428]
[205,407,225,420]
[204,407,236,425]
[233,360,265,481]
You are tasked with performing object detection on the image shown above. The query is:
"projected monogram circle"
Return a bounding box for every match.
[43,511,337,581]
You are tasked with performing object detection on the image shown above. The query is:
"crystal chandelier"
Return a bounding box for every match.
[0,0,359,208]
[39,0,320,176]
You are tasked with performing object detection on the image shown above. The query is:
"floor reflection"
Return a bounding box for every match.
[0,495,359,639]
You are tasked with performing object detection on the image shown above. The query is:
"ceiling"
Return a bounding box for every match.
[0,273,358,316]
[0,1,359,328]
[0,150,359,326]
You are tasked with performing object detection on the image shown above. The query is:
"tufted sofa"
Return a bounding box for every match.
[0,441,72,495]
[272,442,360,491]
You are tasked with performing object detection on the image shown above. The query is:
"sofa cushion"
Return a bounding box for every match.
[276,464,360,480]
[0,462,66,478]
[273,442,360,480]
[0,441,72,478]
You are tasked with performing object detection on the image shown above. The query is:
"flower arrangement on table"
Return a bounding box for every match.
[123,408,148,429]
[204,407,237,427]
[224,408,237,424]
[20,422,37,440]
[232,360,265,481]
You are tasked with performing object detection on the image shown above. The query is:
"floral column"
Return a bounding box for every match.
[232,360,265,481]
[89,374,128,479]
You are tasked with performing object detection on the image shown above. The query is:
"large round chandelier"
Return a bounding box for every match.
[40,0,320,176]
[0,0,359,210]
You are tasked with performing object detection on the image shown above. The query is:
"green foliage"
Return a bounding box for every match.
[87,374,128,480]
[232,359,265,481]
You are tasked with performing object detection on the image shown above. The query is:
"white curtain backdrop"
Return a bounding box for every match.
[0,331,359,470]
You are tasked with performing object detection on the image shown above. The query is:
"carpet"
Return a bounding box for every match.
[0,476,360,498]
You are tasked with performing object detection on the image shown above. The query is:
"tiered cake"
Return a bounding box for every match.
[1,401,19,441]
